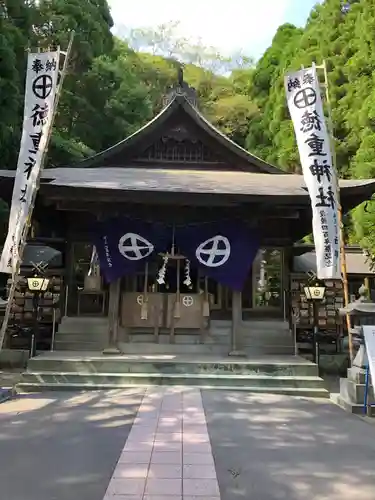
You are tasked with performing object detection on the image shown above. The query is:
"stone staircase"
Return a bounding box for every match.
[53,317,109,351]
[16,351,328,398]
[53,317,294,356]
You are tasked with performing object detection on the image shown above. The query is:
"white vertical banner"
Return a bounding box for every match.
[0,50,60,274]
[285,66,340,280]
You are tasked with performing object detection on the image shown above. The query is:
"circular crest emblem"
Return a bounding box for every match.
[32,75,53,99]
[195,235,231,268]
[137,295,144,305]
[182,296,194,307]
[118,233,154,261]
[293,87,317,109]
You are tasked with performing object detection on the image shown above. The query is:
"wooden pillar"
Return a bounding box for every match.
[282,247,291,323]
[64,238,75,317]
[103,278,121,354]
[229,290,246,357]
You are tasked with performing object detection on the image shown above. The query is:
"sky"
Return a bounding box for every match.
[108,0,324,60]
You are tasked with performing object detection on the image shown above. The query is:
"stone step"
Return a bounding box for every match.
[27,355,319,377]
[17,374,328,398]
[20,371,326,388]
[331,376,375,417]
[330,393,375,416]
[343,378,374,405]
[54,340,107,351]
[54,337,293,355]
[58,317,109,335]
[72,330,293,343]
[54,342,293,356]
[54,331,107,341]
[16,382,329,398]
[118,342,227,355]
[127,334,223,345]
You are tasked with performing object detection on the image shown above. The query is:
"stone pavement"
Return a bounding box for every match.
[104,387,220,499]
[1,388,375,500]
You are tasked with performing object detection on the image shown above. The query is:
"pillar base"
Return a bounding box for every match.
[228,350,247,358]
[102,346,121,355]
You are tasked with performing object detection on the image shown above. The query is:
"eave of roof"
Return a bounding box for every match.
[0,167,374,205]
[66,95,283,174]
[293,251,374,275]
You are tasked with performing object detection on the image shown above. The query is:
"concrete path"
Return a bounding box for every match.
[1,389,375,499]
[0,389,144,500]
[203,391,375,500]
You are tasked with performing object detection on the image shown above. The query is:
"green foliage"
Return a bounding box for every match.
[2,0,375,258]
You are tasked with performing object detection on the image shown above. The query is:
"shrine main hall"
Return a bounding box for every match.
[1,75,375,359]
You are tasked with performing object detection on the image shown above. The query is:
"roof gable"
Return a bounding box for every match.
[70,95,283,174]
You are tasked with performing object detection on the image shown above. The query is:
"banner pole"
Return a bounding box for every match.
[0,31,75,352]
[318,60,352,363]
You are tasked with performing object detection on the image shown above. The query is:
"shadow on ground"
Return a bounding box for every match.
[203,391,375,500]
[0,389,145,500]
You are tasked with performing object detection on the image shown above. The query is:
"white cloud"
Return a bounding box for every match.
[108,0,294,57]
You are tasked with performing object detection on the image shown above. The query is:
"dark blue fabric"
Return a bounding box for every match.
[94,218,170,282]
[176,222,259,290]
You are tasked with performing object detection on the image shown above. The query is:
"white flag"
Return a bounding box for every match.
[0,50,60,274]
[285,66,341,280]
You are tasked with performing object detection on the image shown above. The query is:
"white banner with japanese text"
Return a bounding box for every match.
[0,50,60,273]
[285,66,340,280]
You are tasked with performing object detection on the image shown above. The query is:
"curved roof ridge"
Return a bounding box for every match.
[178,96,283,174]
[67,97,179,168]
[64,94,287,174]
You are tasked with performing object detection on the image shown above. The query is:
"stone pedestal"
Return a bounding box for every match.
[334,287,375,416]
[333,365,375,416]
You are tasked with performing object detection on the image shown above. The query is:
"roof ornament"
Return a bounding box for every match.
[162,63,198,108]
[177,65,184,86]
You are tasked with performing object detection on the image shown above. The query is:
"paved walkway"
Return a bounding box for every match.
[1,389,375,500]
[104,388,219,499]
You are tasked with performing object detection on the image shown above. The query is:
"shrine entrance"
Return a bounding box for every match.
[113,247,286,341]
[118,254,211,342]
[67,243,286,327]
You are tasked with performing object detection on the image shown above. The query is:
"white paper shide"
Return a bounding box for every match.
[285,66,340,279]
[0,50,60,273]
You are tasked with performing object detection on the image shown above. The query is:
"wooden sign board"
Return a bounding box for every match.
[363,326,375,387]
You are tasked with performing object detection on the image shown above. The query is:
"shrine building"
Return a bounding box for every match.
[1,74,375,358]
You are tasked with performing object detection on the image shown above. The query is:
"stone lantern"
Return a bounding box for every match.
[339,285,375,370]
[335,285,375,415]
